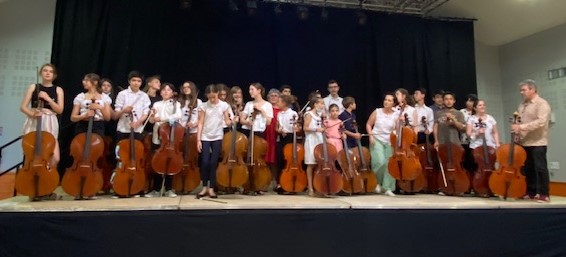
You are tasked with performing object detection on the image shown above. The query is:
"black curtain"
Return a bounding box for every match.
[52,0,476,164]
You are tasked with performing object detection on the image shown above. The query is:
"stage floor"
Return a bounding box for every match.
[1,188,564,212]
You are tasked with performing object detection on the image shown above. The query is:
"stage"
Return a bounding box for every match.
[1,190,565,257]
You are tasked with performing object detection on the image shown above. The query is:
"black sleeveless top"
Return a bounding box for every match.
[31,84,58,110]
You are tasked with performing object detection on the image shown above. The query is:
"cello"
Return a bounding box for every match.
[216,112,248,188]
[243,110,272,194]
[338,126,364,195]
[414,116,438,193]
[113,113,146,197]
[151,119,185,194]
[16,98,60,200]
[62,100,104,199]
[280,114,307,193]
[173,103,200,194]
[489,112,526,200]
[436,115,470,196]
[313,114,343,195]
[388,111,422,181]
[472,118,495,197]
[350,120,378,194]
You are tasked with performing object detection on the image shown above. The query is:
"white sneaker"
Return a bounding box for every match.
[384,190,396,197]
[375,185,383,194]
[165,190,177,198]
[144,190,159,198]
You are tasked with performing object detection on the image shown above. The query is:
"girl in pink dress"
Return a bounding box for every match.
[324,104,343,153]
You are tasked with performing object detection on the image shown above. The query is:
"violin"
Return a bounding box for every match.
[280,114,307,193]
[62,99,104,199]
[243,110,272,194]
[216,111,248,188]
[313,113,343,195]
[388,111,421,181]
[489,112,526,199]
[113,112,146,197]
[173,103,200,194]
[350,120,377,193]
[436,115,470,196]
[16,98,60,199]
[472,117,495,197]
[338,125,364,195]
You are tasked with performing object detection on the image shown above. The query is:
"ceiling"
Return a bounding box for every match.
[429,0,566,46]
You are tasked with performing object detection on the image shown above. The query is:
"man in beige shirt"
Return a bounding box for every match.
[511,79,551,202]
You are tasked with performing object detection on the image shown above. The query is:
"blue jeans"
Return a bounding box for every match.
[200,140,222,188]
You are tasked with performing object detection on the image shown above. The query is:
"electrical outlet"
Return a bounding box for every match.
[549,162,560,170]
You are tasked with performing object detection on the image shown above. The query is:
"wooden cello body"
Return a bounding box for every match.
[472,118,495,197]
[388,113,422,188]
[489,113,526,199]
[313,115,343,195]
[436,115,469,196]
[412,117,438,193]
[151,121,184,176]
[350,120,377,193]
[173,106,200,194]
[243,112,272,193]
[16,100,60,199]
[280,115,307,193]
[113,125,146,197]
[62,115,104,199]
[216,120,248,188]
[338,133,364,195]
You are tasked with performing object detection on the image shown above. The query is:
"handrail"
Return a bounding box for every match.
[0,161,23,177]
[0,136,23,151]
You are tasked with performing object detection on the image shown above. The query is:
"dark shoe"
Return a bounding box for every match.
[196,193,208,199]
[209,193,218,199]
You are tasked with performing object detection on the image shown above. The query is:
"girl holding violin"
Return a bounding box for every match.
[179,81,202,133]
[303,97,325,196]
[196,84,233,199]
[145,83,183,198]
[325,104,344,153]
[395,88,418,135]
[70,73,112,135]
[20,63,64,171]
[275,94,300,193]
[365,93,398,196]
[240,83,273,137]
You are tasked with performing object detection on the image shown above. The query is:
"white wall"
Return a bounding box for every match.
[0,0,56,171]
[499,23,566,182]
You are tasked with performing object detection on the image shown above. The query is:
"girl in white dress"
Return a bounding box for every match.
[303,97,325,196]
[466,100,500,150]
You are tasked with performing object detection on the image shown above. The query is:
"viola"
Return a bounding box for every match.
[173,104,200,194]
[436,115,470,196]
[243,110,272,193]
[338,126,364,195]
[388,111,422,181]
[16,99,60,199]
[62,100,104,199]
[280,114,307,193]
[313,114,343,195]
[472,117,495,197]
[349,120,377,193]
[113,113,146,197]
[489,112,526,199]
[216,111,248,188]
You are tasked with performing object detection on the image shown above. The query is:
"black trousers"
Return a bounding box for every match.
[523,146,549,196]
[416,132,434,145]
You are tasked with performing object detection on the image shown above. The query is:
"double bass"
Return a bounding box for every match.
[62,100,104,199]
[173,103,200,194]
[313,114,343,195]
[350,121,378,193]
[216,113,248,188]
[113,112,146,197]
[16,98,60,200]
[338,126,364,195]
[436,115,470,196]
[243,110,272,194]
[388,111,421,182]
[489,112,526,199]
[472,118,495,197]
[280,114,307,193]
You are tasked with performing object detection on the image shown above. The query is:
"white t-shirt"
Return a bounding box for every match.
[468,114,497,149]
[199,100,231,141]
[114,87,151,133]
[460,108,473,144]
[415,103,434,132]
[242,101,273,132]
[371,108,399,145]
[323,95,344,114]
[73,93,112,121]
[277,109,298,133]
[180,99,202,134]
[398,105,417,128]
[151,99,182,144]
